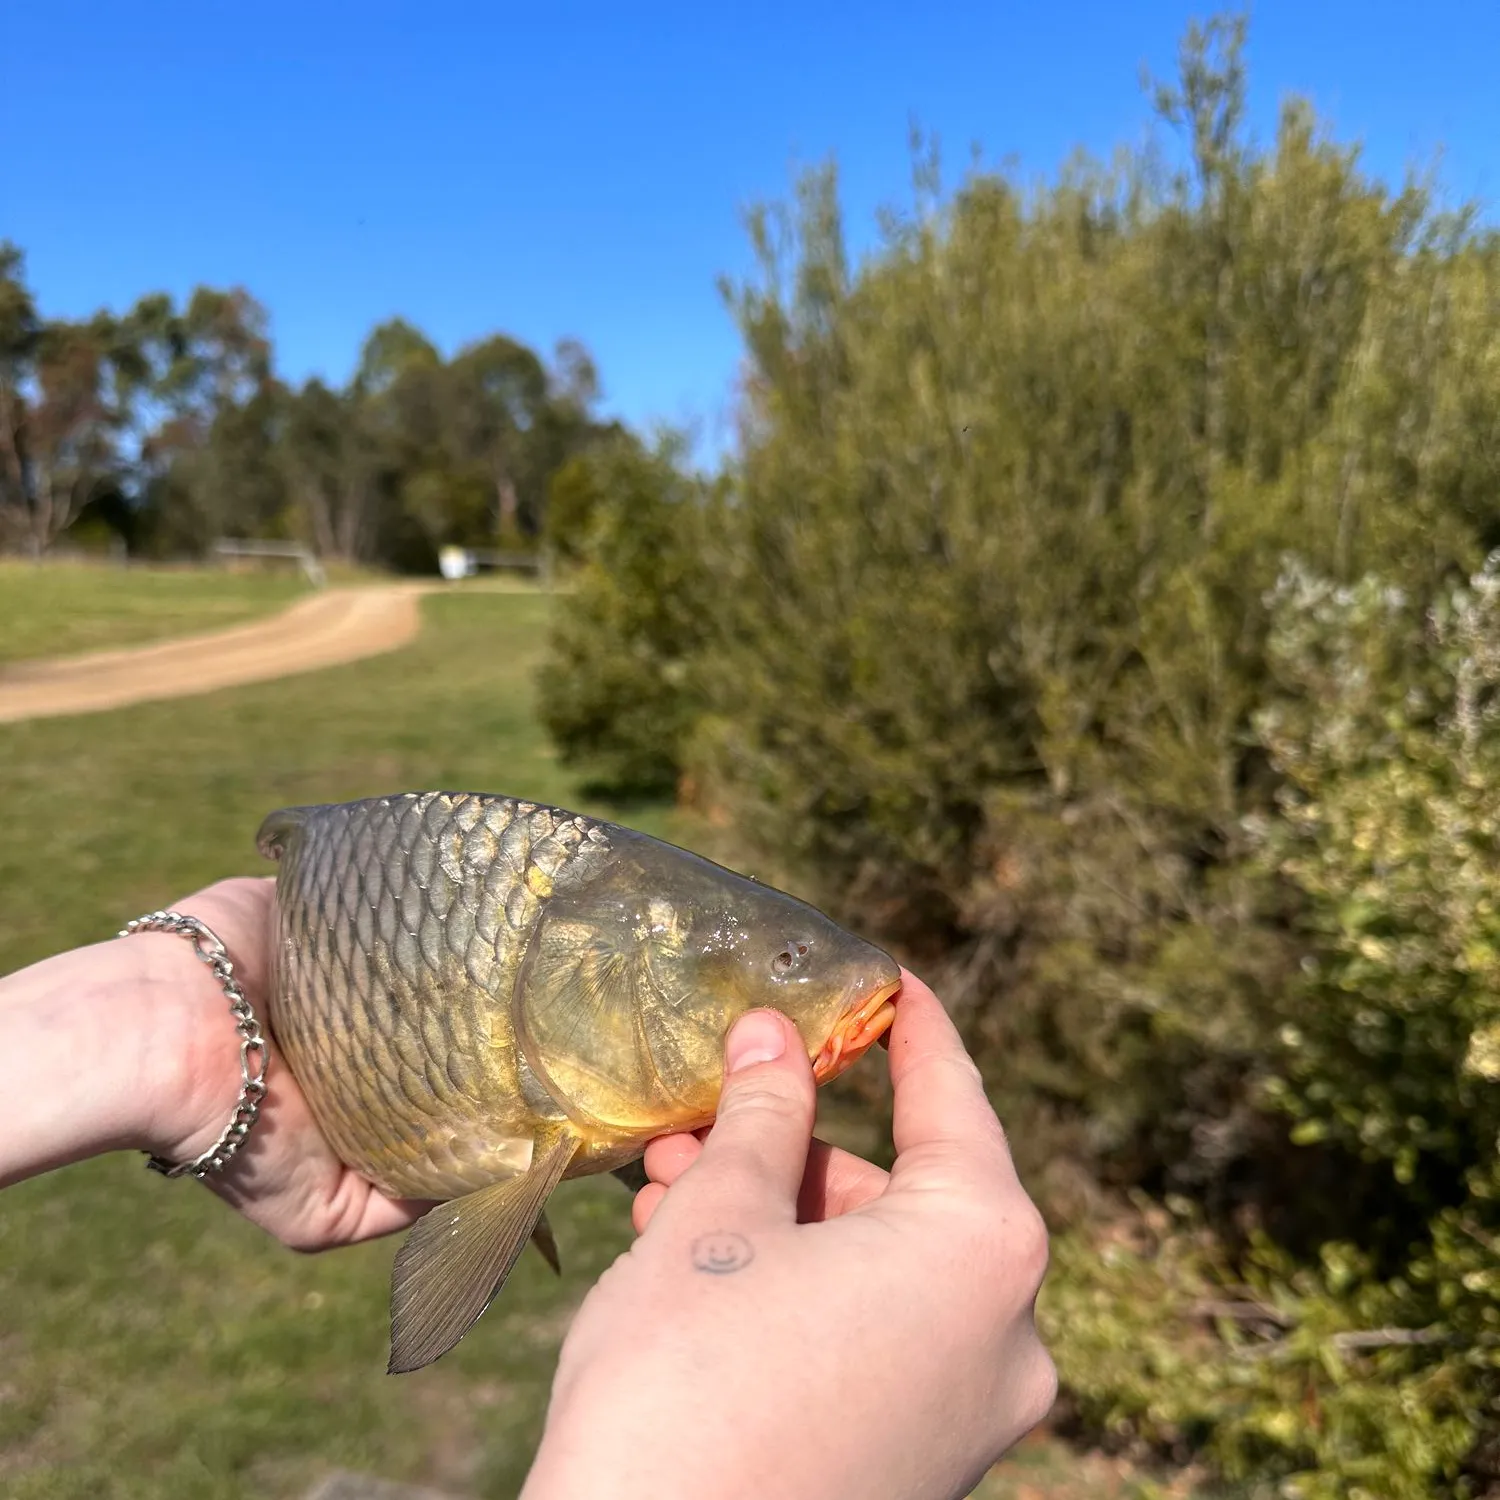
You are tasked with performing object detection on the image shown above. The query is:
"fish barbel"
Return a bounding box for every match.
[257,791,900,1373]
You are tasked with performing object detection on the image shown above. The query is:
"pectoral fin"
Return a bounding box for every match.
[530,1211,562,1276]
[388,1130,577,1374]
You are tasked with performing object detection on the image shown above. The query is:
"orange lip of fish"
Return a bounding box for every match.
[813,976,902,1084]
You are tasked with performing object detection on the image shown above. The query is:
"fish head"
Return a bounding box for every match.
[517,831,901,1133]
[687,878,902,1087]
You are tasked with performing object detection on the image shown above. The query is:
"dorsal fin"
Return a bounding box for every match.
[256,805,312,862]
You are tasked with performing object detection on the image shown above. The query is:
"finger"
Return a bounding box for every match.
[210,1159,436,1251]
[632,1182,667,1234]
[644,1131,703,1185]
[795,1140,889,1222]
[661,1009,816,1227]
[648,1124,887,1227]
[886,971,1018,1184]
[648,1130,887,1221]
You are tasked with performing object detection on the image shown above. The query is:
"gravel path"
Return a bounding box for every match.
[0,584,432,724]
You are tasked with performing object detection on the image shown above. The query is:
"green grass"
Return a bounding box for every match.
[0,585,1190,1499]
[0,591,682,973]
[0,589,695,1500]
[0,560,311,665]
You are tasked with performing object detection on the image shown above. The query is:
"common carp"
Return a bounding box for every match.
[257,791,901,1373]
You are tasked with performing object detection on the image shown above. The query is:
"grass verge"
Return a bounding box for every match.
[0,591,682,1500]
[0,561,311,666]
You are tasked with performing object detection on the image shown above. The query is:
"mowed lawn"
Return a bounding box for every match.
[0,560,310,665]
[0,582,1178,1500]
[0,588,684,1500]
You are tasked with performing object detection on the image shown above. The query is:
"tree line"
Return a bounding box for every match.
[0,249,618,568]
[543,16,1500,1497]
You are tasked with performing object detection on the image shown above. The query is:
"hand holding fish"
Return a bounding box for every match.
[523,973,1058,1500]
[1,792,1057,1498]
[0,875,433,1249]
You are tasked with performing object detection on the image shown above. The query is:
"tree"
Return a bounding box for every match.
[0,242,40,548]
[0,270,135,554]
[541,430,719,794]
[0,257,611,568]
[279,379,381,561]
[115,285,280,553]
[22,317,128,549]
[446,334,550,542]
[351,317,441,399]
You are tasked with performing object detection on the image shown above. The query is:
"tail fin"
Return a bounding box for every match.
[256,806,312,863]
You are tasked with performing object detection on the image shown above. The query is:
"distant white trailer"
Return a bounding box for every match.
[437,545,552,586]
[212,538,327,588]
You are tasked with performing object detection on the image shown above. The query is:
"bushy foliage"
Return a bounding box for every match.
[1030,559,1500,1499]
[1044,1214,1480,1500]
[1258,560,1500,1196]
[539,432,719,796]
[696,14,1500,1198]
[543,15,1500,1491]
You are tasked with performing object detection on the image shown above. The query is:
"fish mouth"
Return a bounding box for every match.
[813,975,902,1084]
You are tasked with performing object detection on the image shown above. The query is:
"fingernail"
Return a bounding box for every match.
[726,1010,787,1073]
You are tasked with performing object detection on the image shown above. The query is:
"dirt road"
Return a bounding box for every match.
[0,584,431,725]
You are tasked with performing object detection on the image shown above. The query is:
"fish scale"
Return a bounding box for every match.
[263,792,610,1198]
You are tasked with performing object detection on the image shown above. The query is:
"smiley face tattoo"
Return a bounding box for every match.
[690,1231,755,1274]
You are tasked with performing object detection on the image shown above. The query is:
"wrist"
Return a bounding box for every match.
[0,877,274,1188]
[524,1372,697,1499]
[523,1370,823,1500]
[128,878,276,1168]
[0,933,183,1184]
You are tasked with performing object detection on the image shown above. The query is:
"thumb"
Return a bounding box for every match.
[671,1009,817,1226]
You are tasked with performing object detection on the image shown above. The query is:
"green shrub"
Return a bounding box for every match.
[541,16,1500,1491]
[1029,556,1500,1500]
[1044,1214,1480,1500]
[1257,559,1500,1197]
[538,432,718,796]
[684,17,1500,1205]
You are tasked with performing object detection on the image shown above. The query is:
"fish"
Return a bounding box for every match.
[256,791,901,1374]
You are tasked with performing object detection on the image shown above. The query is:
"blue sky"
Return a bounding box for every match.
[2,3,1495,462]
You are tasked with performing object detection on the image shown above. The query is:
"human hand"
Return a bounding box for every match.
[0,876,430,1250]
[521,972,1056,1500]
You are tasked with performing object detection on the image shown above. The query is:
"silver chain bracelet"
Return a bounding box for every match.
[119,910,269,1178]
